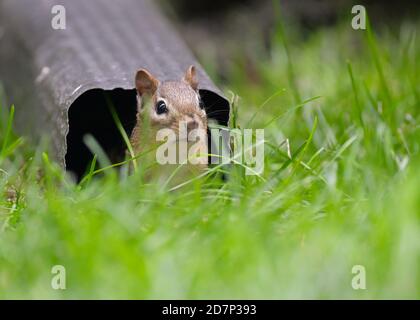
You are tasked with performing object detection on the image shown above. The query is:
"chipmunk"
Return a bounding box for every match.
[130,65,208,180]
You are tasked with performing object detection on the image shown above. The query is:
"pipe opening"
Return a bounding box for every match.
[65,88,138,180]
[65,88,230,180]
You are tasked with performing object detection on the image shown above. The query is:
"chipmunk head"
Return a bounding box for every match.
[135,65,207,140]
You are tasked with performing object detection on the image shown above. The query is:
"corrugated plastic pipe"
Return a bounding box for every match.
[0,0,230,178]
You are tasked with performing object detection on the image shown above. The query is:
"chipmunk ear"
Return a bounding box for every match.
[184,65,198,91]
[135,69,159,96]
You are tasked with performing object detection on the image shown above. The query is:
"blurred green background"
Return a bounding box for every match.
[0,0,419,298]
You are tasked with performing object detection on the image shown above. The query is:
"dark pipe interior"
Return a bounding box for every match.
[65,88,138,180]
[65,88,230,180]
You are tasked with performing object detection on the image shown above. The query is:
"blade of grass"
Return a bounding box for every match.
[83,134,112,169]
[284,116,318,184]
[347,60,365,129]
[105,96,138,172]
[78,144,158,185]
[263,96,321,128]
[365,14,394,129]
[1,105,15,159]
[245,88,286,127]
[272,0,301,105]
[81,155,97,187]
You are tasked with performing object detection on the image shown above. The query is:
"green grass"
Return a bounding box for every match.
[0,17,419,299]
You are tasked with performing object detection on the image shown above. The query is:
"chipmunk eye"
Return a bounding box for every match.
[156,100,168,115]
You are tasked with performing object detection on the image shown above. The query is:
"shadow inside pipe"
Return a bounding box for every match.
[65,88,230,181]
